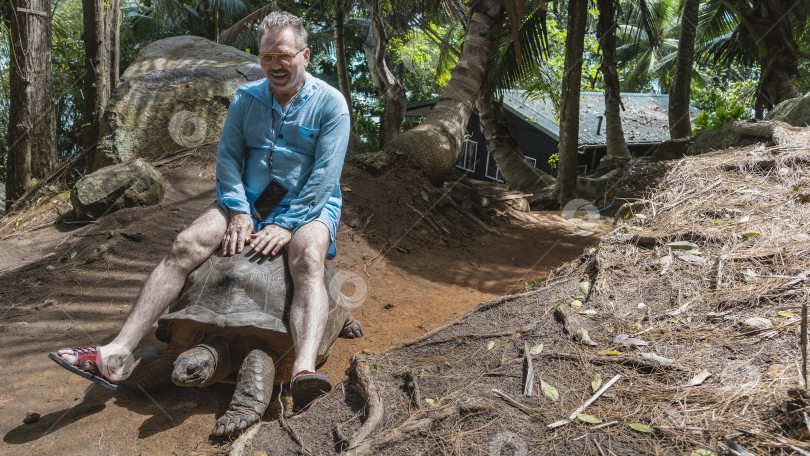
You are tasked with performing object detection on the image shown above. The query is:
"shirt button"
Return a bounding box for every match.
[311,201,317,206]
[279,134,283,138]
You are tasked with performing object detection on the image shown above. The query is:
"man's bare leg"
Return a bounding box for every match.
[287,221,331,378]
[57,203,229,382]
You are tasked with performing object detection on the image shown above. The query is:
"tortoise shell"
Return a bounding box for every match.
[155,250,350,374]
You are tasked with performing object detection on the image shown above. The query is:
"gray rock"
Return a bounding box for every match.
[687,123,740,156]
[741,317,772,332]
[71,159,164,220]
[652,136,695,160]
[91,36,264,171]
[766,91,810,127]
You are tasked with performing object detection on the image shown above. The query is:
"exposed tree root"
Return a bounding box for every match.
[343,397,495,455]
[346,355,384,451]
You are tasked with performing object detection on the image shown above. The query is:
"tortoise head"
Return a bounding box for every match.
[172,344,219,387]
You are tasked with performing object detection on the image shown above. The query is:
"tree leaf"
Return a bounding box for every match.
[629,422,653,433]
[48,185,59,193]
[69,251,77,260]
[30,178,37,186]
[529,344,543,355]
[541,379,559,401]
[591,373,602,392]
[486,340,495,351]
[420,190,429,202]
[690,450,716,456]
[570,299,583,308]
[778,310,794,318]
[424,398,435,404]
[741,230,760,237]
[600,349,622,356]
[580,281,590,294]
[397,246,409,254]
[577,414,602,424]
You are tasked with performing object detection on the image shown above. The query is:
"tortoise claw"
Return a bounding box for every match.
[210,410,259,437]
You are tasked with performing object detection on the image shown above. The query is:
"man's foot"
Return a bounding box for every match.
[290,370,331,408]
[49,343,134,389]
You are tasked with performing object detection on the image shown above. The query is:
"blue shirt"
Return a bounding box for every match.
[215,74,350,235]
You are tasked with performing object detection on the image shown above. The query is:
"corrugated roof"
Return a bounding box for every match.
[502,90,682,146]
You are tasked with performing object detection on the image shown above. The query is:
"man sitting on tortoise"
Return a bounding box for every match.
[49,11,352,408]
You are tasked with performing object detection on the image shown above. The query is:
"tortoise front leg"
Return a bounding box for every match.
[211,348,274,437]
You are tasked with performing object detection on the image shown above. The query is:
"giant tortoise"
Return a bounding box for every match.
[121,249,363,436]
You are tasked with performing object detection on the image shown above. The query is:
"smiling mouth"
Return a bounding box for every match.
[269,71,288,78]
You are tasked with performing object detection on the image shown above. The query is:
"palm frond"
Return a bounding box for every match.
[484,6,550,95]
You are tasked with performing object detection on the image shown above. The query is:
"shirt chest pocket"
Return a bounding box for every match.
[285,125,320,156]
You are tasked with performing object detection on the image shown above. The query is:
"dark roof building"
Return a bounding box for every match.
[405,90,690,183]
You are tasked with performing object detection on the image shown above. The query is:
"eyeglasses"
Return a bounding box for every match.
[259,48,307,65]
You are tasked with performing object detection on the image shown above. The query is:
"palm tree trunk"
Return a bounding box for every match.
[736,2,801,118]
[334,7,362,155]
[555,0,588,202]
[597,0,631,158]
[82,0,120,153]
[476,95,555,191]
[668,0,698,139]
[362,9,406,148]
[2,0,56,209]
[382,0,505,185]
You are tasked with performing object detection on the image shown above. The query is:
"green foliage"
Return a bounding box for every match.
[691,65,757,132]
[692,104,746,133]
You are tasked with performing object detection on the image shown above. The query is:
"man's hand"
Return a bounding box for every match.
[222,212,254,256]
[249,224,292,256]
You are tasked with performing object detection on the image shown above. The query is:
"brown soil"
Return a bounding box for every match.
[0,147,608,455]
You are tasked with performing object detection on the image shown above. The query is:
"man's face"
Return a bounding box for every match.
[259,28,309,96]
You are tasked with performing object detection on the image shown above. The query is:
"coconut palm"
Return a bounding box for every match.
[697,0,810,118]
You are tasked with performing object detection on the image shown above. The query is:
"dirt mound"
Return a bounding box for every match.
[238,128,810,455]
[0,146,607,455]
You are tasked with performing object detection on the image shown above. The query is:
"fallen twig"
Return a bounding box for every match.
[491,388,541,416]
[523,341,534,397]
[278,393,306,453]
[547,374,622,429]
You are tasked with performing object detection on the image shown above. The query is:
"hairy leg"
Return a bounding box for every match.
[58,203,229,382]
[287,221,331,378]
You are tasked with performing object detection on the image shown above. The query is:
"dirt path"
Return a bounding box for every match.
[0,153,608,455]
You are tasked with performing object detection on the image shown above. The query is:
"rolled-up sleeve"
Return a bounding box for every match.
[215,90,251,215]
[273,100,350,232]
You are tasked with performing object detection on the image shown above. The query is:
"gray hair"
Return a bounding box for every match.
[257,11,308,49]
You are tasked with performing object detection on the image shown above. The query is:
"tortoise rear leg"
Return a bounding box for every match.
[211,348,274,437]
[120,347,178,391]
[340,314,364,339]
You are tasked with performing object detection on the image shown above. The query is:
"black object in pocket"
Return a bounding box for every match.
[254,180,288,220]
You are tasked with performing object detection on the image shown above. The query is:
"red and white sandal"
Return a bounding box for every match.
[48,346,117,390]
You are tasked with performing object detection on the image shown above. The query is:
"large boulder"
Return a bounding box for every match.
[766,91,810,127]
[91,36,264,171]
[71,159,164,220]
[686,123,740,156]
